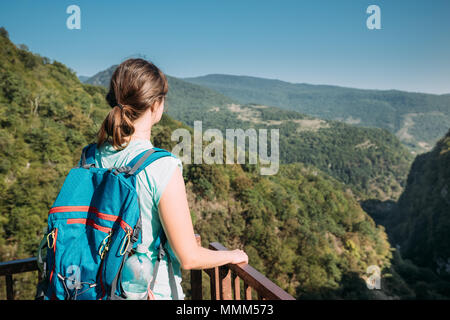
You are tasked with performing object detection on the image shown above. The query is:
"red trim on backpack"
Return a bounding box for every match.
[67,218,112,234]
[49,206,90,214]
[49,206,132,232]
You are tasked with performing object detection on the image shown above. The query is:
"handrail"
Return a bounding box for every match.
[0,257,38,300]
[190,235,295,300]
[210,242,295,300]
[0,236,295,300]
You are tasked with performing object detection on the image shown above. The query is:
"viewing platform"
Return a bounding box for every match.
[0,235,295,300]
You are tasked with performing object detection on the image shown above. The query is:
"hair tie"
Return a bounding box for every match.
[117,103,123,110]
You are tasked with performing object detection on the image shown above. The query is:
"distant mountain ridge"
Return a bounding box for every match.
[83,64,118,87]
[183,74,450,154]
[77,75,90,83]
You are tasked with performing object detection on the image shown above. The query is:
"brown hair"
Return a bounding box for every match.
[97,58,168,150]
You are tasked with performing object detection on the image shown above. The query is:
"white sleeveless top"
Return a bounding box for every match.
[94,139,185,300]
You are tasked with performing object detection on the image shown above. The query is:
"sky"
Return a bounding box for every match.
[0,0,449,94]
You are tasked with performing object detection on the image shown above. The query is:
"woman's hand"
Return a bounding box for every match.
[228,249,248,265]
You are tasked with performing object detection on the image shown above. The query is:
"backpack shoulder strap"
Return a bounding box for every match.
[125,147,175,177]
[80,143,97,168]
[150,231,179,300]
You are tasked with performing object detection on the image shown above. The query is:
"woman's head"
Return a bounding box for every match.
[97,58,168,150]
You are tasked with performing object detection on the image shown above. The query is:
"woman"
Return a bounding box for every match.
[94,58,248,300]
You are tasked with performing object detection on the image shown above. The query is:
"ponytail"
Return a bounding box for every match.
[97,104,135,150]
[97,59,168,150]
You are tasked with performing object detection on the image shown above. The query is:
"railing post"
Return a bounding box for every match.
[233,273,241,300]
[219,266,232,300]
[210,267,220,300]
[244,283,252,300]
[191,234,203,300]
[6,275,14,300]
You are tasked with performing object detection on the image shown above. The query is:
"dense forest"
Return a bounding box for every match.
[1,27,449,300]
[175,102,413,201]
[184,74,450,155]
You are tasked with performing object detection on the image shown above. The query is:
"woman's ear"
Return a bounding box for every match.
[151,98,165,124]
[150,97,164,112]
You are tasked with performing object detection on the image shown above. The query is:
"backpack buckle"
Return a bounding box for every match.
[81,163,95,169]
[108,166,132,176]
[157,245,166,260]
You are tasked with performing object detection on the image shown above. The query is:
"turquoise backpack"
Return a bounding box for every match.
[35,143,179,300]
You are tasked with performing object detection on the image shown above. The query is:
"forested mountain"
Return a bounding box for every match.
[177,102,413,201]
[84,68,414,201]
[388,129,450,272]
[0,29,396,300]
[361,129,450,299]
[184,74,450,154]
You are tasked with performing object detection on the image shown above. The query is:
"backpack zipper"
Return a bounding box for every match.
[49,206,131,233]
[66,218,112,234]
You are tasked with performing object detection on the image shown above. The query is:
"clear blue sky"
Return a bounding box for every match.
[1,0,449,94]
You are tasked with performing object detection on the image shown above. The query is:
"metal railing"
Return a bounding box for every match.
[190,236,295,300]
[0,257,38,300]
[0,235,294,300]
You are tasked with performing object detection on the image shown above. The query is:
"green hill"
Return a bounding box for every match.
[183,74,450,155]
[0,28,395,300]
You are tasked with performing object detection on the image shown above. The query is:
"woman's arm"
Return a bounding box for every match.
[158,166,248,270]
